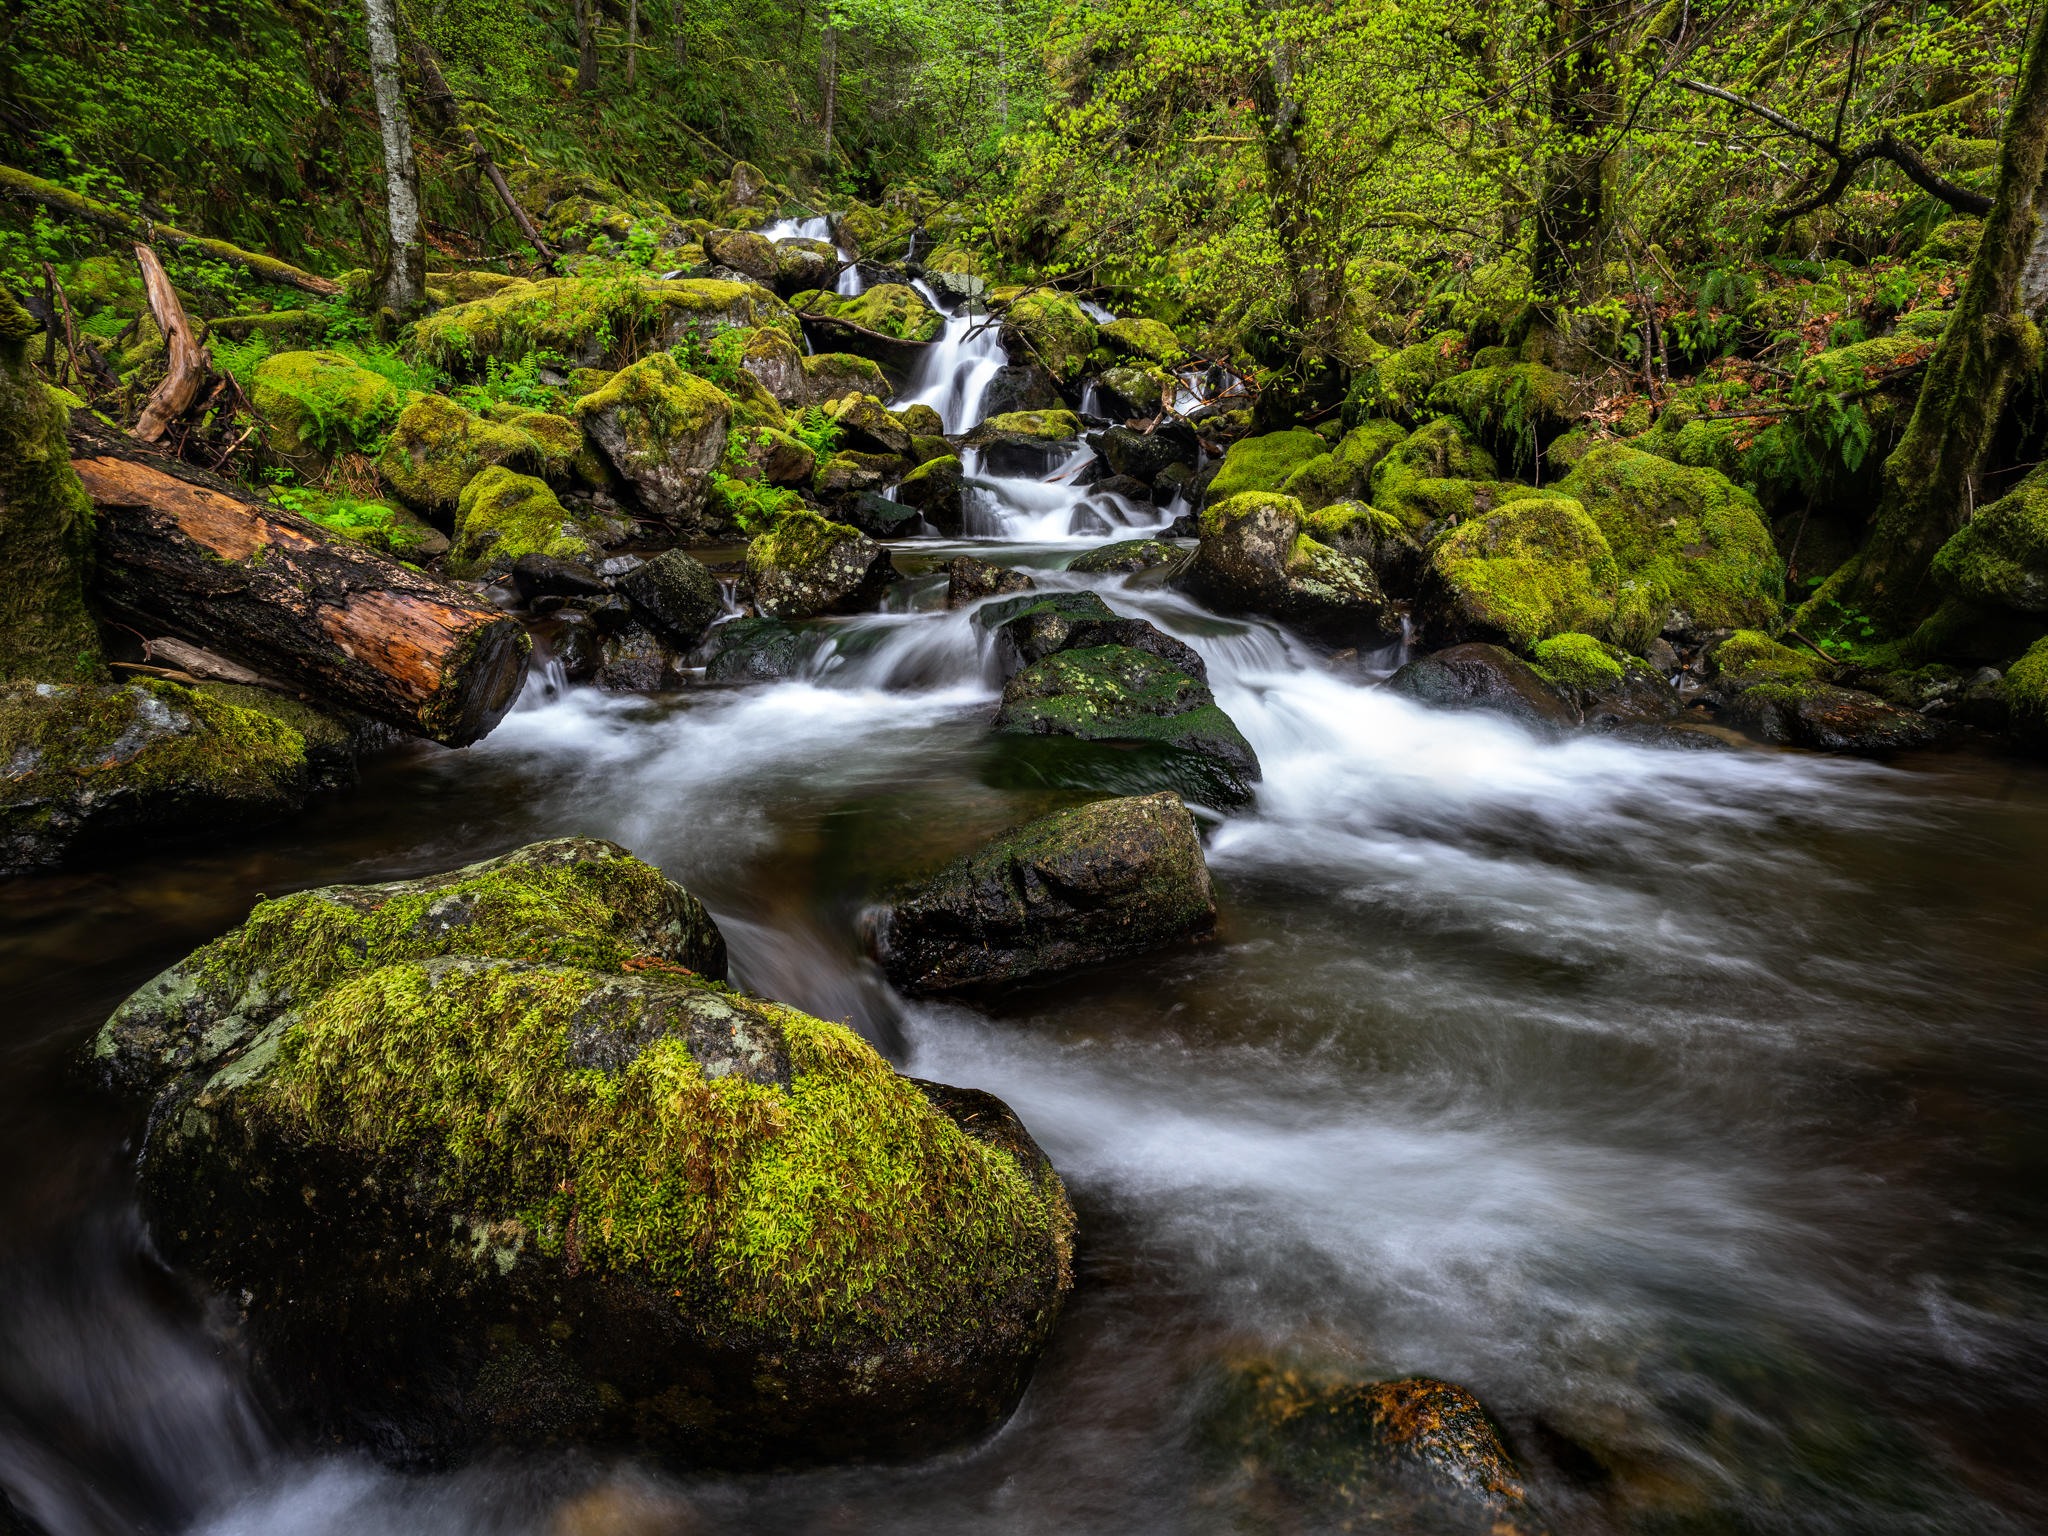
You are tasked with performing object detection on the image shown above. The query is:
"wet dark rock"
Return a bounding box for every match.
[946,556,1036,609]
[1204,1362,1538,1533]
[993,644,1260,807]
[977,592,1207,682]
[1068,538,1185,577]
[102,840,1073,1470]
[1093,425,1193,486]
[1176,492,1400,647]
[894,456,965,535]
[511,553,608,602]
[1065,502,1115,537]
[617,549,722,648]
[1704,631,1945,755]
[981,363,1063,417]
[877,792,1215,993]
[745,512,899,621]
[549,612,605,680]
[839,491,923,540]
[699,617,809,682]
[596,625,686,691]
[1384,644,1582,737]
[1094,473,1153,502]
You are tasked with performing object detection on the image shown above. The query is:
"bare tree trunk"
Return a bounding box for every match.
[363,0,425,315]
[1819,1,2048,631]
[672,0,687,65]
[625,0,638,87]
[575,0,601,93]
[820,21,839,168]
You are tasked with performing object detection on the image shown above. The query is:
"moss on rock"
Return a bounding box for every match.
[1416,495,1619,649]
[1000,290,1097,382]
[411,277,797,375]
[746,511,896,619]
[1343,333,1466,425]
[377,393,546,518]
[1556,445,1783,649]
[1931,469,2048,613]
[453,467,596,578]
[1425,362,1581,471]
[1183,491,1399,644]
[1279,420,1408,510]
[251,350,407,469]
[2,680,307,874]
[802,351,892,405]
[2008,636,2048,751]
[1208,429,1329,503]
[800,284,944,345]
[573,352,732,526]
[1098,317,1184,366]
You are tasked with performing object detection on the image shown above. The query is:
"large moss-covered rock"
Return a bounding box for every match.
[741,327,810,407]
[1300,502,1424,595]
[2,681,307,874]
[377,393,585,519]
[1529,633,1682,732]
[251,350,407,471]
[971,408,1083,475]
[573,353,732,527]
[1178,492,1399,646]
[992,644,1261,807]
[1344,334,1467,425]
[1555,446,1782,649]
[1000,291,1097,383]
[946,556,1035,608]
[794,285,943,367]
[976,591,1207,681]
[1279,420,1408,511]
[1098,317,1185,366]
[772,237,839,295]
[812,449,909,500]
[0,298,101,681]
[106,839,1073,1468]
[894,455,966,536]
[878,792,1215,993]
[746,512,897,619]
[1203,1362,1534,1531]
[701,228,779,284]
[411,277,798,373]
[1932,470,2048,613]
[1704,630,1941,754]
[802,351,893,405]
[1384,643,1583,736]
[1207,429,1327,504]
[1068,538,1184,576]
[97,837,725,1092]
[2009,636,2048,752]
[1367,417,1501,530]
[452,467,597,579]
[1426,363,1583,471]
[1414,496,1619,650]
[828,394,914,457]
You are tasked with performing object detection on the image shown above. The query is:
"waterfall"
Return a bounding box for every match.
[894,280,1006,433]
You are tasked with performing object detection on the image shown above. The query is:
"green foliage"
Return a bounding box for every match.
[450,349,569,415]
[790,404,843,458]
[709,472,805,534]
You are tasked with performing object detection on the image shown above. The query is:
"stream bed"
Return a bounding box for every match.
[5,290,2048,1536]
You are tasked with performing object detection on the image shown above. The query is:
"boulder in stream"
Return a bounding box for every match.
[745,512,898,620]
[1176,492,1400,647]
[1704,630,1943,754]
[1384,643,1582,737]
[877,792,1215,993]
[976,592,1208,682]
[99,838,1075,1470]
[946,556,1035,608]
[896,455,966,536]
[992,643,1259,807]
[1068,538,1186,577]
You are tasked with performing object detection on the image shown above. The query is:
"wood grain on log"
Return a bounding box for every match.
[74,454,529,746]
[132,246,212,442]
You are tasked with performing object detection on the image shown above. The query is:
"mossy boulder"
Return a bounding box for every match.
[1097,317,1185,367]
[251,350,407,471]
[1425,363,1584,471]
[812,449,909,500]
[411,277,797,374]
[1000,291,1097,383]
[724,424,816,486]
[803,351,893,406]
[1068,538,1184,577]
[2008,636,2048,752]
[1706,630,1941,754]
[1414,496,1619,650]
[1367,417,1502,530]
[895,454,966,536]
[1385,642,1582,737]
[1278,420,1408,511]
[1932,470,2048,613]
[0,304,101,682]
[772,237,839,295]
[992,644,1261,808]
[834,201,914,261]
[1343,334,1467,425]
[1300,501,1425,595]
[701,228,779,285]
[975,591,1207,681]
[746,512,897,620]
[376,393,577,519]
[425,270,529,306]
[1529,634,1681,731]
[278,491,448,559]
[946,555,1035,608]
[972,408,1084,475]
[1096,423,1199,486]
[1202,1362,1533,1531]
[1178,492,1399,646]
[107,838,1073,1467]
[878,792,1215,993]
[828,394,914,457]
[741,327,810,407]
[573,353,732,528]
[452,467,598,580]
[2,680,308,874]
[794,285,943,367]
[1207,429,1327,503]
[1094,364,1170,421]
[1554,446,1783,649]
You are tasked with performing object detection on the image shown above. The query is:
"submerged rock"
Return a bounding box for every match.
[1205,1361,1538,1533]
[992,644,1259,807]
[1177,492,1399,646]
[1384,644,1581,737]
[2,681,309,875]
[699,616,810,682]
[102,839,1073,1469]
[877,792,1215,993]
[745,513,897,620]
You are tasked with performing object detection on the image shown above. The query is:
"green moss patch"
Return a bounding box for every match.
[1209,430,1328,503]
[453,467,593,577]
[1932,470,2048,614]
[1421,496,1619,650]
[1001,290,1097,382]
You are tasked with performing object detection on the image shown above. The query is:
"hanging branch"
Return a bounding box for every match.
[1673,77,1993,220]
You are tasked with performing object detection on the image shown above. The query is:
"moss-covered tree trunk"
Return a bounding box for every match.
[575,0,601,93]
[1828,2,2048,631]
[0,293,103,683]
[1531,0,1625,310]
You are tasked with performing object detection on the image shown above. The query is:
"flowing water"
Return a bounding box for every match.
[3,293,2048,1536]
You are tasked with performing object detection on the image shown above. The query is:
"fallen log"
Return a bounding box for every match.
[72,445,529,747]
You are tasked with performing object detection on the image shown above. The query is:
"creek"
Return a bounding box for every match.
[2,280,2046,1536]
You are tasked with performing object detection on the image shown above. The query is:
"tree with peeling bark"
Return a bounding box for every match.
[362,0,425,315]
[1807,0,2048,632]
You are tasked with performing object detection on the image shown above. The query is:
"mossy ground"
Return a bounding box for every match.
[412,275,794,374]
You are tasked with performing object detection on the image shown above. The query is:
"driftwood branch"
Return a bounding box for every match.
[132,245,213,442]
[0,165,343,297]
[1674,78,1993,221]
